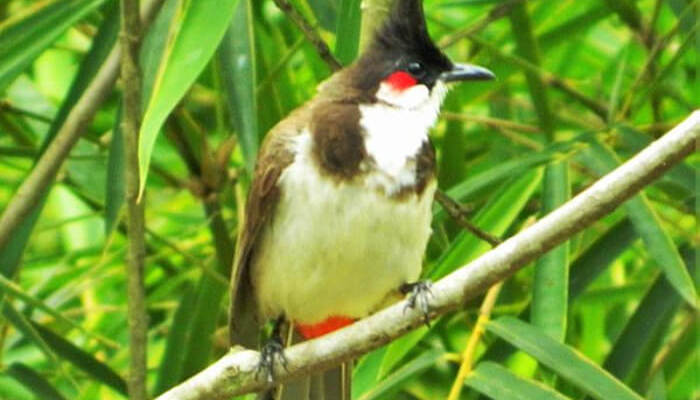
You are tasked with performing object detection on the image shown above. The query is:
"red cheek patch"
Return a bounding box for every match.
[384,71,417,91]
[296,316,355,339]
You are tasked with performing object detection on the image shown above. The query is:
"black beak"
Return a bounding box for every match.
[440,63,495,82]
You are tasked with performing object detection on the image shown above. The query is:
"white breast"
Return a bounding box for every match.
[251,132,436,324]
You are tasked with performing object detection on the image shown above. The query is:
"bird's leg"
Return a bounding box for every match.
[400,280,434,327]
[257,315,289,383]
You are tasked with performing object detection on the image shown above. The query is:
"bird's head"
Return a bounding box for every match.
[344,0,494,110]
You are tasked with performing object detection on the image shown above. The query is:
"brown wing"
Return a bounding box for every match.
[228,107,307,348]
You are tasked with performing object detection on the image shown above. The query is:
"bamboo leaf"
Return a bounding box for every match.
[531,161,570,342]
[0,0,107,92]
[357,350,443,400]
[6,363,66,400]
[335,0,362,65]
[487,317,644,400]
[604,247,694,387]
[138,0,241,196]
[2,303,58,364]
[581,140,697,306]
[32,323,128,395]
[0,1,118,285]
[218,0,258,173]
[432,168,543,279]
[466,361,571,400]
[154,284,197,394]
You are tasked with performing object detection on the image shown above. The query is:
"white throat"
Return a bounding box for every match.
[358,81,447,194]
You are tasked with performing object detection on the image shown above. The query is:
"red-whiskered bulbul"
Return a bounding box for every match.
[229,0,494,397]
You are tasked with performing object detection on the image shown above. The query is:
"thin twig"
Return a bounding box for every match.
[438,0,523,48]
[271,0,342,71]
[441,111,540,134]
[447,281,503,400]
[119,0,148,399]
[435,190,502,247]
[467,34,609,121]
[156,112,700,400]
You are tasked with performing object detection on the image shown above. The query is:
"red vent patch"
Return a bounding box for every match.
[296,316,355,339]
[384,71,417,91]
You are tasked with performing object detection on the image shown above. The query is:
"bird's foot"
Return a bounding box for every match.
[400,280,434,327]
[256,335,288,384]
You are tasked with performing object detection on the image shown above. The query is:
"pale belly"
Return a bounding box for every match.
[251,165,436,324]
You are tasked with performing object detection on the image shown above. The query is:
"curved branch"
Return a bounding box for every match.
[157,112,699,400]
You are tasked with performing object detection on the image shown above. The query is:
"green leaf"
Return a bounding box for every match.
[569,219,637,299]
[2,303,58,363]
[581,140,697,306]
[6,363,66,400]
[0,0,107,93]
[531,161,570,342]
[438,149,553,217]
[604,247,694,387]
[487,317,644,400]
[466,361,571,400]
[218,0,258,173]
[352,346,387,399]
[0,0,118,284]
[432,168,543,279]
[357,350,443,400]
[0,1,118,296]
[138,0,241,196]
[32,323,128,395]
[334,0,362,65]
[154,284,197,394]
[508,1,554,137]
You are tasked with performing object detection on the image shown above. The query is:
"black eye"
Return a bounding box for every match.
[407,61,425,76]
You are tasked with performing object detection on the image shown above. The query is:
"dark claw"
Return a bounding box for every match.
[256,336,288,383]
[401,281,434,327]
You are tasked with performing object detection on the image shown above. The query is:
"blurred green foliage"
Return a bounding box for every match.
[0,0,697,399]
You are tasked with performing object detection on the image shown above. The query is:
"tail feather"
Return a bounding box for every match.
[275,329,352,400]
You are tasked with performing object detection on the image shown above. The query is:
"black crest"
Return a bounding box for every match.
[350,0,453,91]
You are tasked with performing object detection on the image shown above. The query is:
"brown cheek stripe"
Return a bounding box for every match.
[384,71,417,91]
[296,316,356,339]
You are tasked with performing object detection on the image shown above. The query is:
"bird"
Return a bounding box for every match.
[228,0,494,398]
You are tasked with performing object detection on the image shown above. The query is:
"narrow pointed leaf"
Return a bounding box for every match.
[335,0,362,65]
[6,363,66,400]
[0,0,107,92]
[488,317,643,400]
[31,323,128,395]
[138,0,241,196]
[0,2,118,288]
[218,0,258,173]
[155,284,197,394]
[604,247,694,385]
[581,140,697,305]
[466,361,571,400]
[532,162,570,341]
[358,350,443,400]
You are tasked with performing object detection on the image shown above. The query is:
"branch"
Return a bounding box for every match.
[157,112,699,400]
[119,0,148,399]
[271,0,342,71]
[434,190,501,247]
[0,0,165,252]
